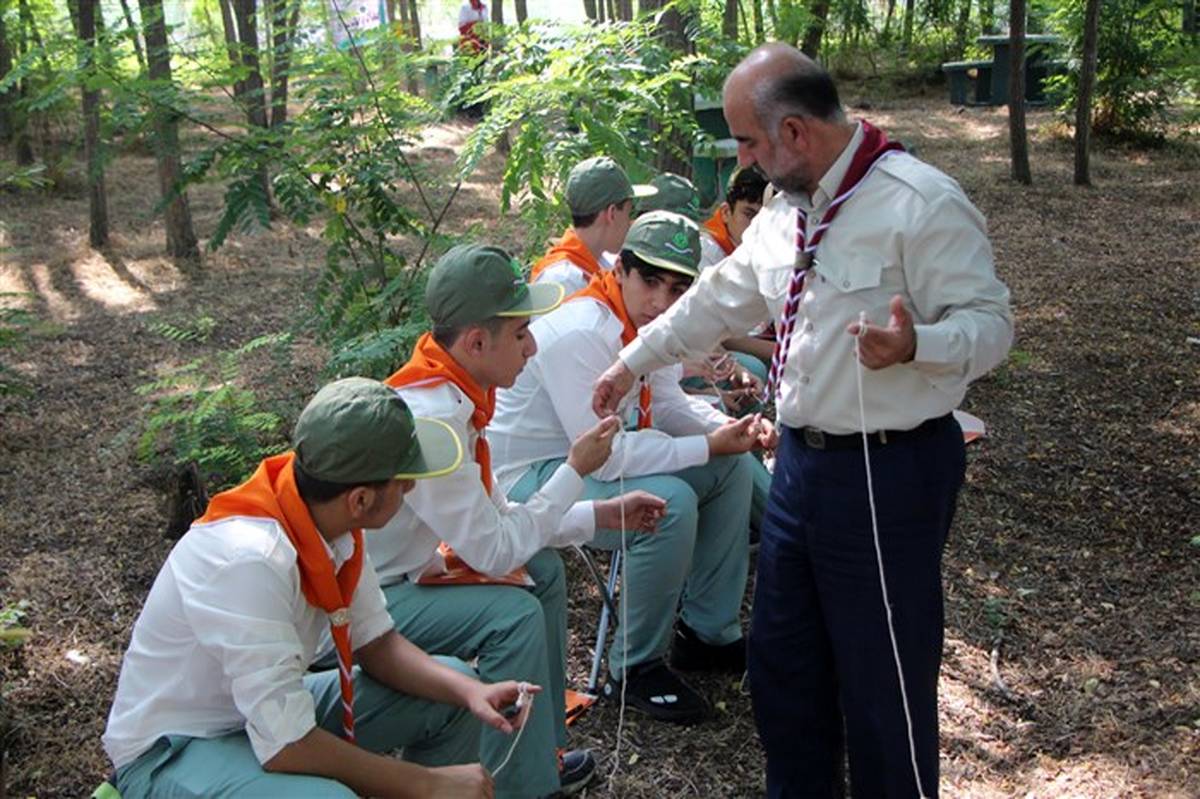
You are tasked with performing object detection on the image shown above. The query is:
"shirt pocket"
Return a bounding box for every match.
[815,253,886,295]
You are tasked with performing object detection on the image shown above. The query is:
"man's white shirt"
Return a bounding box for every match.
[621,122,1013,434]
[367,380,596,585]
[531,260,591,296]
[102,518,393,769]
[491,297,728,493]
[699,230,730,270]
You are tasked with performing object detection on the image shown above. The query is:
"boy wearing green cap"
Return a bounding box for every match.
[368,244,667,797]
[530,156,657,295]
[102,378,523,798]
[491,212,767,725]
[637,172,703,221]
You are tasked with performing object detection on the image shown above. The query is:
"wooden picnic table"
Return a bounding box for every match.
[976,33,1062,105]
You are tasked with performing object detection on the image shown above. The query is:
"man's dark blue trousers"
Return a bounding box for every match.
[749,415,965,798]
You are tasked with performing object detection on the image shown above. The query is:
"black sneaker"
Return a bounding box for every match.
[552,748,597,796]
[670,621,747,674]
[602,660,710,724]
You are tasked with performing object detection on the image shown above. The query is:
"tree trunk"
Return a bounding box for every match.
[800,0,829,57]
[583,0,597,21]
[492,0,503,24]
[722,0,738,39]
[882,0,895,41]
[953,0,971,56]
[1183,0,1196,35]
[514,0,527,23]
[218,0,244,97]
[901,0,914,51]
[640,0,691,175]
[70,0,110,246]
[116,0,146,71]
[11,0,33,163]
[0,6,11,143]
[139,0,201,259]
[1008,0,1031,184]
[231,0,272,203]
[1074,0,1101,185]
[269,0,301,128]
[750,0,763,42]
[980,0,995,33]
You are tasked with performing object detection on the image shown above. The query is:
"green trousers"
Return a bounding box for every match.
[381,547,567,799]
[510,454,753,680]
[113,659,479,798]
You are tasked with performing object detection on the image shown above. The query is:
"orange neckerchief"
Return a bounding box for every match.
[198,452,362,742]
[387,332,495,494]
[702,209,736,256]
[568,271,653,429]
[530,228,603,285]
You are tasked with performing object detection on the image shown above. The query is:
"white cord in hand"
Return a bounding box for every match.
[491,682,533,778]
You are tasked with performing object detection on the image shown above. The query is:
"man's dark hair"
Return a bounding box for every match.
[619,249,695,287]
[726,167,768,208]
[750,58,845,135]
[431,315,508,349]
[293,458,390,504]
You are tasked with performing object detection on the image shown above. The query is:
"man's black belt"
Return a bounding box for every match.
[791,413,954,451]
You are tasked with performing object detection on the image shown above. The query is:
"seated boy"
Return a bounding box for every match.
[370,244,666,798]
[491,211,767,725]
[637,172,702,221]
[102,378,523,798]
[531,156,656,295]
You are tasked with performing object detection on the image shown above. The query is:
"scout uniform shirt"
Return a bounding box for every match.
[367,379,597,584]
[102,513,394,769]
[620,122,1013,435]
[490,286,728,494]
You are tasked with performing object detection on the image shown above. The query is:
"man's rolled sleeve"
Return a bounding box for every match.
[179,559,318,765]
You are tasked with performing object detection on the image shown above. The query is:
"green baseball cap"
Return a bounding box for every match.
[622,210,701,277]
[425,244,563,327]
[565,156,657,217]
[294,377,463,484]
[637,172,702,221]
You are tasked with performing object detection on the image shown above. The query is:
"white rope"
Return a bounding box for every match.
[853,311,930,799]
[608,426,631,784]
[491,682,533,778]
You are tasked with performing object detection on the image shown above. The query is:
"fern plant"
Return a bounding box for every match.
[136,332,295,491]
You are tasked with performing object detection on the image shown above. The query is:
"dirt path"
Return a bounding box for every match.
[1,100,1197,797]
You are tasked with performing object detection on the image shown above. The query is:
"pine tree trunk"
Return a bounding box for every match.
[70,0,110,247]
[1008,0,1031,184]
[1074,0,1101,185]
[492,0,503,24]
[139,0,201,259]
[750,0,763,42]
[722,0,738,38]
[12,0,33,163]
[231,0,272,204]
[269,0,301,128]
[117,0,146,71]
[901,0,914,51]
[218,0,244,97]
[514,0,527,23]
[953,0,971,56]
[1183,0,1195,35]
[583,0,597,21]
[801,0,829,57]
[0,8,12,143]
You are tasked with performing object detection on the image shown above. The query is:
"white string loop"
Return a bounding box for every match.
[854,311,930,799]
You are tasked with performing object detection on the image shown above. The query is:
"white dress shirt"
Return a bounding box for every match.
[367,381,596,584]
[699,230,730,270]
[457,2,487,27]
[103,518,394,769]
[621,123,1013,434]
[532,260,592,296]
[491,297,727,492]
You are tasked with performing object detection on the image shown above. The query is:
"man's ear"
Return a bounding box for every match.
[779,115,809,152]
[343,484,375,523]
[458,325,489,356]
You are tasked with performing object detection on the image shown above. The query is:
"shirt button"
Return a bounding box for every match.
[805,322,814,332]
[842,280,850,289]
[800,375,810,385]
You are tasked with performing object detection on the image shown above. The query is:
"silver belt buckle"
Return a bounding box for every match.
[803,428,826,449]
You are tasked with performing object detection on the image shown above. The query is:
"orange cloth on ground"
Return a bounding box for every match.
[568,271,653,429]
[702,209,736,256]
[387,333,529,587]
[198,452,362,741]
[530,228,603,284]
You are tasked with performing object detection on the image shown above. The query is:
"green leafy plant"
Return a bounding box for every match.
[0,600,32,649]
[136,333,294,491]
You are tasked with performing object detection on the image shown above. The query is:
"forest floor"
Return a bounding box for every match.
[1,89,1198,798]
